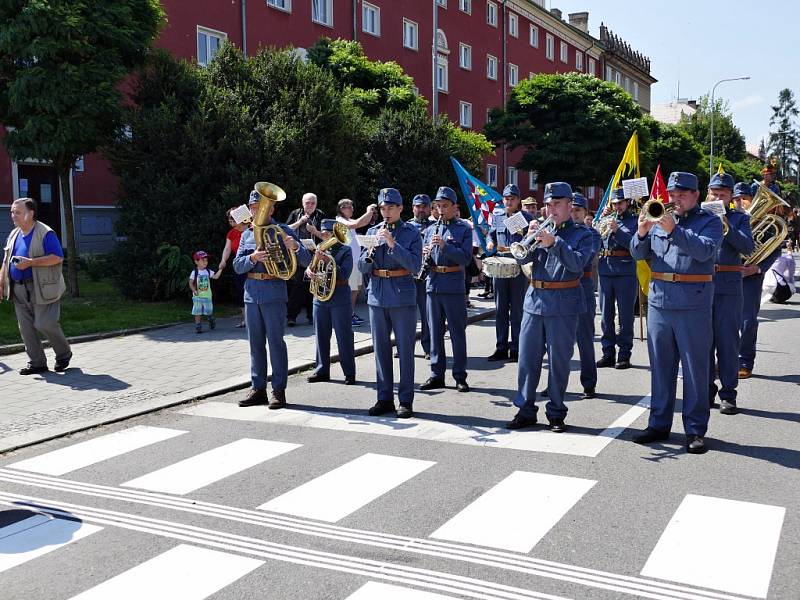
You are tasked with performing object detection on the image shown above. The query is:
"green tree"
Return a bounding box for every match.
[678,95,747,164]
[767,88,799,180]
[0,0,164,296]
[485,73,643,185]
[639,116,703,179]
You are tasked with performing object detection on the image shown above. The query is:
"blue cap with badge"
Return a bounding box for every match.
[667,171,698,191]
[248,190,261,204]
[320,219,337,232]
[611,187,627,202]
[503,184,520,197]
[543,181,573,202]
[435,186,457,203]
[378,187,402,206]
[709,172,734,189]
[412,194,431,206]
[732,182,752,198]
[571,193,588,209]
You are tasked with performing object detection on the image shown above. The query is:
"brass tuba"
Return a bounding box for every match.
[744,180,789,266]
[596,215,620,239]
[309,222,349,302]
[252,181,297,280]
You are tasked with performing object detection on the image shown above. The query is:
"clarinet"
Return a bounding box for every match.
[364,221,387,264]
[417,218,442,279]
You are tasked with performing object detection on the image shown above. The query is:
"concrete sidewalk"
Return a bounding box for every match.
[0,297,495,453]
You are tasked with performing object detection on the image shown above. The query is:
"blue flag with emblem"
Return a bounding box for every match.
[450,157,502,256]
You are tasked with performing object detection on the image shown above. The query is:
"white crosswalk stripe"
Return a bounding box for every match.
[66,544,263,600]
[258,452,436,522]
[346,581,462,599]
[121,438,301,494]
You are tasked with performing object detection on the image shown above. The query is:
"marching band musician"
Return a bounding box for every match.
[235,190,311,409]
[750,164,781,197]
[597,188,639,370]
[630,172,723,454]
[409,194,433,360]
[358,188,422,418]
[506,182,594,432]
[306,219,356,385]
[419,187,474,393]
[486,184,533,363]
[707,173,754,415]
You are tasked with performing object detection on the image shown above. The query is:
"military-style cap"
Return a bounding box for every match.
[543,181,573,202]
[732,182,752,199]
[611,187,627,202]
[412,194,431,206]
[320,219,337,232]
[248,190,261,205]
[571,193,588,210]
[435,186,457,203]
[503,183,520,197]
[522,196,537,206]
[666,172,698,191]
[709,172,734,190]
[378,187,402,206]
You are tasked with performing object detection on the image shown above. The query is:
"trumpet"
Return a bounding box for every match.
[510,216,556,259]
[252,181,297,280]
[364,221,387,264]
[642,198,675,223]
[417,218,442,279]
[309,222,350,302]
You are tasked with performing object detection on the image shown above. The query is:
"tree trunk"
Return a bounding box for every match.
[58,166,80,297]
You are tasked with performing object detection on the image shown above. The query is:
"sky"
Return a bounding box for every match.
[545,0,799,153]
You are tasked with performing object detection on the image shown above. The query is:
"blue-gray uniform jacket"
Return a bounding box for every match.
[490,211,535,253]
[750,182,781,197]
[424,218,473,293]
[515,220,594,316]
[714,211,754,296]
[313,243,352,307]
[408,217,433,239]
[357,220,422,307]
[630,206,723,309]
[233,225,312,300]
[583,225,601,282]
[598,212,638,277]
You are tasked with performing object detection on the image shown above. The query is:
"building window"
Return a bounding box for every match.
[508,12,518,37]
[436,0,447,6]
[437,57,448,92]
[486,108,492,125]
[507,167,518,186]
[459,101,472,128]
[575,52,583,71]
[588,57,596,76]
[459,43,472,70]
[312,0,332,26]
[266,0,291,11]
[412,86,419,96]
[528,171,537,191]
[509,63,518,87]
[487,1,498,27]
[403,19,418,50]
[634,81,640,102]
[459,0,471,14]
[362,2,380,36]
[615,71,621,86]
[487,164,498,187]
[486,54,497,80]
[560,41,568,63]
[605,65,612,81]
[197,27,227,66]
[529,24,539,47]
[545,34,554,60]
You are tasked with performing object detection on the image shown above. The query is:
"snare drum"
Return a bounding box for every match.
[482,256,520,279]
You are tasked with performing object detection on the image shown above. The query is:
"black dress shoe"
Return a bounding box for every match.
[268,389,287,410]
[487,349,509,362]
[505,414,538,430]
[708,383,719,407]
[307,373,330,383]
[719,400,738,415]
[397,405,413,419]
[548,419,567,433]
[344,377,356,385]
[455,379,470,392]
[580,388,596,399]
[509,350,518,362]
[687,435,707,454]
[54,354,72,372]
[420,377,446,390]
[632,428,670,444]
[239,388,268,407]
[614,359,631,370]
[19,364,48,375]
[596,356,616,368]
[368,401,396,416]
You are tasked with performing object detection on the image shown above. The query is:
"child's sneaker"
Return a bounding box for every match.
[209,316,216,330]
[195,323,202,334]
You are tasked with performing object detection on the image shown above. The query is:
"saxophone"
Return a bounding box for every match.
[309,222,350,302]
[252,181,297,280]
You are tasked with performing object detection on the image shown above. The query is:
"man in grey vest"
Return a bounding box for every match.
[0,198,71,374]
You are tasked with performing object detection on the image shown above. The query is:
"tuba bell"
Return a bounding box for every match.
[309,222,350,302]
[252,181,297,280]
[744,180,789,266]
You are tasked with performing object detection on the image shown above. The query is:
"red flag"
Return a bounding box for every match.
[650,164,668,202]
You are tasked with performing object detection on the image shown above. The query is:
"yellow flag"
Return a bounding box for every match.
[610,131,640,189]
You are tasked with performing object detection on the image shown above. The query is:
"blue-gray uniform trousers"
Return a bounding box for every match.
[599,274,637,360]
[428,292,468,380]
[415,278,431,354]
[710,292,741,402]
[739,274,765,370]
[577,275,597,390]
[313,289,356,380]
[494,274,527,353]
[245,302,288,391]
[370,305,417,406]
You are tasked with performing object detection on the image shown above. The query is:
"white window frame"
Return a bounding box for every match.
[436,57,449,92]
[508,12,518,37]
[459,42,472,70]
[615,71,621,86]
[436,0,447,6]
[403,19,418,50]
[507,167,518,186]
[529,24,539,48]
[487,164,498,187]
[459,101,472,128]
[197,26,227,67]
[266,0,291,12]
[509,63,518,87]
[634,81,640,102]
[575,51,583,71]
[459,0,471,14]
[528,171,537,191]
[311,0,333,26]
[560,41,568,63]
[606,65,613,81]
[362,2,380,37]
[486,54,498,80]
[545,34,554,61]
[588,57,596,77]
[487,1,498,27]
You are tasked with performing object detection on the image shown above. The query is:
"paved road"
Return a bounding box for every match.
[0,296,797,600]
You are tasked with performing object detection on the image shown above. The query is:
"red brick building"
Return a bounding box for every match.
[0,1,654,251]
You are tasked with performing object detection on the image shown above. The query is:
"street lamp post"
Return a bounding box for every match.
[709,76,750,178]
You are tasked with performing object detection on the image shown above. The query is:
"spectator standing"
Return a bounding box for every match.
[335,198,376,326]
[219,208,248,327]
[286,193,324,326]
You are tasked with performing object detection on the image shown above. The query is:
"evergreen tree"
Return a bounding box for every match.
[767,88,799,180]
